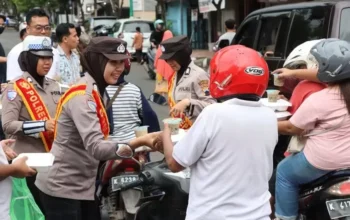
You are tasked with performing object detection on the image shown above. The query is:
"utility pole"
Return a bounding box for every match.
[94,0,97,16]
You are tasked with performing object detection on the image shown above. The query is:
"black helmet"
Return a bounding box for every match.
[311,38,350,83]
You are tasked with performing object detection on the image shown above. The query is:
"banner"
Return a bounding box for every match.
[198,0,225,13]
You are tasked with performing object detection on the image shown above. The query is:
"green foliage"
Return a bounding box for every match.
[11,0,60,13]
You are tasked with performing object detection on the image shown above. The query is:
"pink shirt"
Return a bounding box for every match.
[290,87,350,170]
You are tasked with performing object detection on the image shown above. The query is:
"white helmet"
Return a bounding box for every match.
[283,39,325,69]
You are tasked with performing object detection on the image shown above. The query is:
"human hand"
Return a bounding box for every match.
[116,144,134,158]
[278,94,288,101]
[1,139,17,160]
[45,119,56,132]
[11,156,36,178]
[170,99,190,117]
[273,68,295,80]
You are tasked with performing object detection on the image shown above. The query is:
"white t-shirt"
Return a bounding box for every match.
[0,145,12,220]
[173,99,278,220]
[217,32,236,45]
[6,42,59,81]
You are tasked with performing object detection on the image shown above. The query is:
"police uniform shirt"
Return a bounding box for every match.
[1,72,63,154]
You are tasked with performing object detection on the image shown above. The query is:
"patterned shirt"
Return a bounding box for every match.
[56,45,81,86]
[106,83,143,142]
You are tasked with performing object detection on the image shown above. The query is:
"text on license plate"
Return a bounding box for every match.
[326,199,350,219]
[111,175,139,191]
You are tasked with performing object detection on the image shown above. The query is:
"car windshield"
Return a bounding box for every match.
[94,18,117,27]
[123,22,154,33]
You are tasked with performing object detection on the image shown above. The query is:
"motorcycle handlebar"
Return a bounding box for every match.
[120,179,143,191]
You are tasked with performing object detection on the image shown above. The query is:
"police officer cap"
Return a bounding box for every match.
[23,35,53,57]
[160,35,190,60]
[86,37,132,61]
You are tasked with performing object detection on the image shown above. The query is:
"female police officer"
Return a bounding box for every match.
[159,35,216,129]
[1,36,62,211]
[35,37,159,220]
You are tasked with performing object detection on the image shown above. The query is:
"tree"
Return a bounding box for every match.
[211,0,223,10]
[111,0,124,17]
[12,0,57,13]
[211,0,223,31]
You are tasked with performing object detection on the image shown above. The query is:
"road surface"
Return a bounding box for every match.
[1,28,166,160]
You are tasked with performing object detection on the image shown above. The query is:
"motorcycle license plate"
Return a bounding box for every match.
[326,199,350,219]
[111,175,139,192]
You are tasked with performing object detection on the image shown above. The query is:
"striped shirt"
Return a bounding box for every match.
[106,83,142,142]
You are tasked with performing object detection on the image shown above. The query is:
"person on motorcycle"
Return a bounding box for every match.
[275,38,350,220]
[150,19,165,48]
[153,45,278,219]
[268,39,327,217]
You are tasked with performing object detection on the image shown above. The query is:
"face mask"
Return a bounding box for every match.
[0,27,4,34]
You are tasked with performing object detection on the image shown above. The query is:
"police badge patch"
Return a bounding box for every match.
[117,44,126,53]
[87,100,97,112]
[7,90,17,101]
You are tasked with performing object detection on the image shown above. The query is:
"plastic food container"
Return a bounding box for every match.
[266,89,280,102]
[260,98,292,111]
[275,111,292,121]
[134,126,149,137]
[163,118,182,135]
[171,129,187,144]
[13,153,55,173]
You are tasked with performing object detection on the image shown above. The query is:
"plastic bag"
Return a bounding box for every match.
[10,178,45,220]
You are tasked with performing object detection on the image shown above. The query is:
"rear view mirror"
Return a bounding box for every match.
[116,144,134,158]
[148,93,167,106]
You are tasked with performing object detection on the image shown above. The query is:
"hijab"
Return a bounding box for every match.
[18,51,45,87]
[172,46,192,83]
[81,51,109,95]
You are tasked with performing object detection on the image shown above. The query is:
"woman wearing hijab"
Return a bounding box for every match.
[1,36,62,212]
[154,30,173,99]
[35,37,159,220]
[160,35,216,129]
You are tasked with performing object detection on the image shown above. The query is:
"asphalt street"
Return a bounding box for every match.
[1,28,165,160]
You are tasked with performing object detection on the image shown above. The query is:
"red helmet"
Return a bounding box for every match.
[124,50,131,75]
[210,45,269,100]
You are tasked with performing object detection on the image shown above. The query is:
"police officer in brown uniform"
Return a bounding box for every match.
[35,37,160,220]
[159,35,216,129]
[1,36,63,212]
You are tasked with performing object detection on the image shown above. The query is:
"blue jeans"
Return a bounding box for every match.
[275,152,329,220]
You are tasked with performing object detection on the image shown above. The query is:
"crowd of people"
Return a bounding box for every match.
[0,6,350,220]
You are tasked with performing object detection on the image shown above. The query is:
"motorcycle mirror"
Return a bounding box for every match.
[148,93,167,106]
[116,144,134,158]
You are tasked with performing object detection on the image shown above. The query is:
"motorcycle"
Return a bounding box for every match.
[143,47,157,80]
[98,147,150,220]
[103,158,190,220]
[298,168,350,219]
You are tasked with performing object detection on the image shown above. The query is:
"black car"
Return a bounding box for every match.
[88,16,118,37]
[232,0,350,97]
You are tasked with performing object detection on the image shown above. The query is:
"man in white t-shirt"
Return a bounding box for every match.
[154,45,278,220]
[6,8,59,81]
[0,139,36,220]
[213,19,236,50]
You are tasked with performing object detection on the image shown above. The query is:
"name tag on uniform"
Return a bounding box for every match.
[179,87,191,92]
[51,91,64,95]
